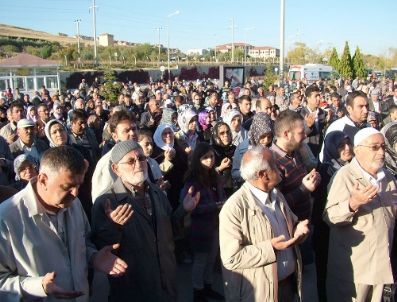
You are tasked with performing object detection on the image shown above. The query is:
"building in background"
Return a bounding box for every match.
[248,46,280,59]
[185,49,210,56]
[215,43,254,54]
[98,33,114,47]
[0,53,60,96]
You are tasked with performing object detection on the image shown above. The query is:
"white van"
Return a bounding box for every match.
[288,64,333,82]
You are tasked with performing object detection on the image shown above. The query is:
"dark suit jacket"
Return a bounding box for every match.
[367,99,389,126]
[91,178,186,302]
[300,106,327,157]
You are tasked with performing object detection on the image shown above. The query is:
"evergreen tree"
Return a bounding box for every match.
[352,46,367,79]
[263,64,278,88]
[101,69,122,105]
[328,47,340,72]
[339,41,354,79]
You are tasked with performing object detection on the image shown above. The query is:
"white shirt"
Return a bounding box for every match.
[247,183,296,280]
[354,157,386,191]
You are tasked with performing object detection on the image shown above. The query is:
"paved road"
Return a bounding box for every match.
[92,260,319,302]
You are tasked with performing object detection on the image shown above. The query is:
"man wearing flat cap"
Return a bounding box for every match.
[9,118,48,163]
[324,127,397,301]
[91,140,200,302]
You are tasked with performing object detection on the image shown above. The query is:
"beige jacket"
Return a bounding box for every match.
[324,158,397,285]
[219,183,302,302]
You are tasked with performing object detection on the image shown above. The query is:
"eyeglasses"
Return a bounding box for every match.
[118,155,146,166]
[219,131,230,136]
[358,143,386,151]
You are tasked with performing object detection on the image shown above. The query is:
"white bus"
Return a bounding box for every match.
[288,64,333,82]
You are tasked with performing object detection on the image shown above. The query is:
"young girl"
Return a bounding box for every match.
[152,124,188,210]
[180,142,225,302]
[138,131,169,191]
[175,107,199,156]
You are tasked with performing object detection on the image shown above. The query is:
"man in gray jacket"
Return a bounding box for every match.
[0,146,127,302]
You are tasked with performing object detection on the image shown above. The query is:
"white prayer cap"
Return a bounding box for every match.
[354,127,383,147]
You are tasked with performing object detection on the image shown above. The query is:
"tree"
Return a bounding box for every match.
[263,64,278,88]
[101,69,122,105]
[328,47,340,72]
[339,41,354,79]
[352,47,366,79]
[287,42,308,64]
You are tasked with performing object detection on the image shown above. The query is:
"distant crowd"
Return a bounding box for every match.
[0,73,397,302]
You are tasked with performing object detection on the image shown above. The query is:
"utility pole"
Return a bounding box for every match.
[74,19,81,56]
[230,18,235,63]
[279,0,285,84]
[154,27,163,66]
[90,0,98,64]
[167,10,180,82]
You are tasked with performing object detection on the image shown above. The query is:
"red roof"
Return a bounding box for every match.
[0,53,58,68]
[252,46,277,50]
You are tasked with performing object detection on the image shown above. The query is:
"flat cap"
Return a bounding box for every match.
[110,140,142,163]
[17,119,35,128]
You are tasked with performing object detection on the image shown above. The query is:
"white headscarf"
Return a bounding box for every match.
[177,107,197,134]
[153,124,175,151]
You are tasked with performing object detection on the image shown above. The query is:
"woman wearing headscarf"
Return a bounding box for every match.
[175,107,200,157]
[152,123,190,264]
[312,130,354,301]
[11,154,38,190]
[26,105,38,123]
[223,109,248,147]
[231,112,273,187]
[210,122,236,197]
[50,102,67,124]
[44,119,94,220]
[152,124,188,210]
[160,108,179,132]
[381,121,397,176]
[197,109,213,143]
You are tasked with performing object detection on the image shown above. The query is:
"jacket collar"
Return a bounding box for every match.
[240,182,267,212]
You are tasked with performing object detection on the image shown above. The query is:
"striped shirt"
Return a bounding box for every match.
[271,143,312,220]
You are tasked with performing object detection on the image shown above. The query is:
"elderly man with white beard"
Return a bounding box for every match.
[91,140,200,302]
[324,127,397,302]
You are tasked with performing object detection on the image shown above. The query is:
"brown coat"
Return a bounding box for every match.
[219,183,302,302]
[324,158,397,297]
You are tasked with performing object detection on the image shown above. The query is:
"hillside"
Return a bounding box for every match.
[0,24,94,46]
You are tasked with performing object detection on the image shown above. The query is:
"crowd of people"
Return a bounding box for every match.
[0,73,397,302]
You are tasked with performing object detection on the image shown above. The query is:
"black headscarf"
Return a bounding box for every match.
[381,122,397,176]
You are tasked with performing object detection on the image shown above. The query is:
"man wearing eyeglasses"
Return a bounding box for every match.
[91,140,199,302]
[324,127,397,301]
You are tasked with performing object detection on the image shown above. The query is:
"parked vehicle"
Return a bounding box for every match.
[288,64,333,82]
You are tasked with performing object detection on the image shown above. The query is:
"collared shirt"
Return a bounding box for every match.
[353,157,386,191]
[19,139,32,152]
[373,101,381,113]
[247,183,296,280]
[19,139,40,161]
[0,180,96,301]
[270,143,311,220]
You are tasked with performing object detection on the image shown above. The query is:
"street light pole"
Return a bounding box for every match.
[279,0,285,84]
[154,27,162,66]
[167,10,180,82]
[90,0,98,64]
[74,19,81,56]
[231,18,235,63]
